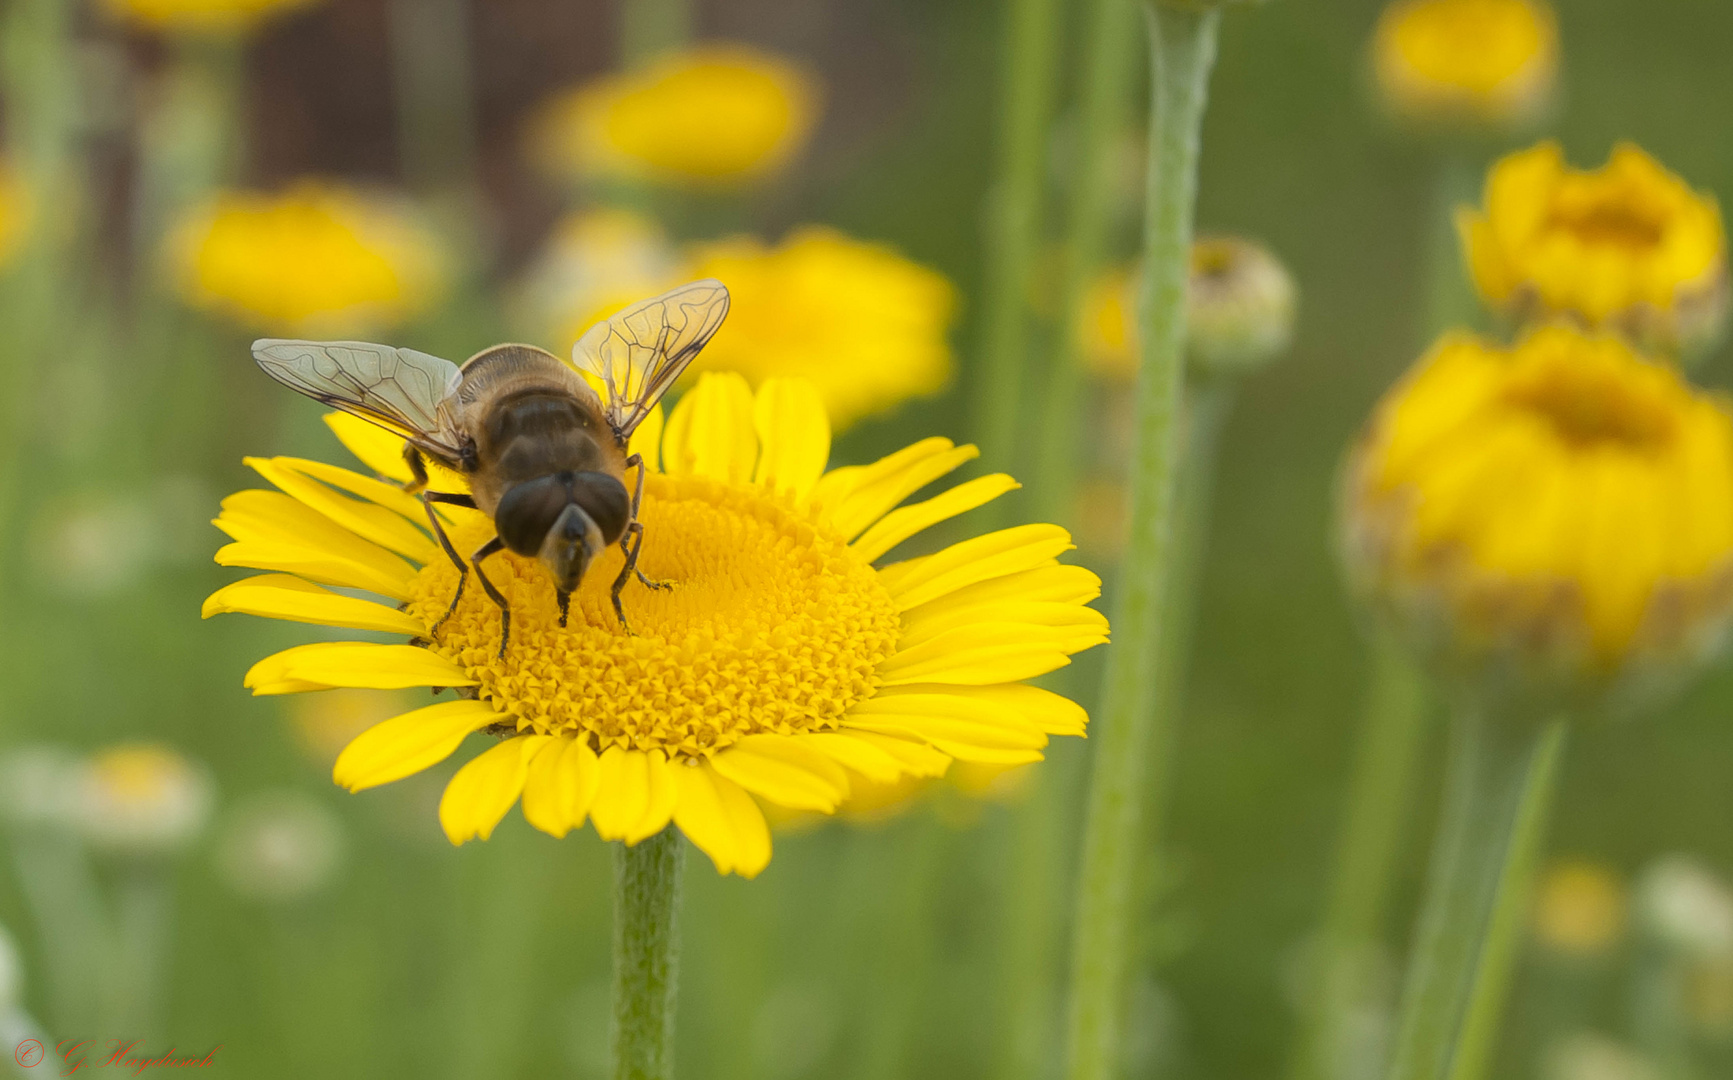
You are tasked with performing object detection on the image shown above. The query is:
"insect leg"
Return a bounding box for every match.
[403,447,429,495]
[621,453,671,591]
[556,588,572,628]
[610,522,647,634]
[470,536,512,658]
[422,491,476,637]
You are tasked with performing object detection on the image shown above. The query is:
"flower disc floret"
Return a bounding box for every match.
[206,374,1105,876]
[1459,142,1729,357]
[1340,324,1733,704]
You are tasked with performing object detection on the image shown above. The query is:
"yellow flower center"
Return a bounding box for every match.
[1502,356,1677,450]
[407,474,901,759]
[1547,203,1667,252]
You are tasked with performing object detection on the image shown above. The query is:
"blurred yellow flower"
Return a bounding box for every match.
[1459,142,1729,356]
[169,180,448,336]
[685,227,957,429]
[1341,325,1733,698]
[530,44,820,188]
[1532,859,1628,956]
[0,163,29,269]
[513,209,680,357]
[103,0,324,35]
[204,375,1104,877]
[74,744,214,855]
[1371,0,1557,130]
[1081,236,1297,381]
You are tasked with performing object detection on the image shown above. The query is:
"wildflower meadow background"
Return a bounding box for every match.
[2,1,1733,1079]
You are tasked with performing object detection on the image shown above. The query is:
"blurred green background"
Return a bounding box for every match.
[2,0,1732,1077]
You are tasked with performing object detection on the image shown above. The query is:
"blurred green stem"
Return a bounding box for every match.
[388,0,480,211]
[613,828,684,1080]
[1385,708,1566,1080]
[973,0,1064,485]
[619,0,691,66]
[856,818,945,1080]
[11,831,107,1035]
[1032,0,1140,524]
[109,866,172,1040]
[134,38,245,265]
[1287,635,1431,1080]
[1064,8,1218,1080]
[1420,153,1480,338]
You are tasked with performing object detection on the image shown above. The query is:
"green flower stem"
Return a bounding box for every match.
[1386,707,1567,1080]
[1031,0,1140,524]
[1287,634,1432,1080]
[109,866,172,1040]
[613,828,685,1080]
[620,0,691,66]
[387,0,480,203]
[133,37,244,263]
[1421,152,1482,336]
[1065,8,1219,1080]
[973,0,1064,483]
[11,831,107,1035]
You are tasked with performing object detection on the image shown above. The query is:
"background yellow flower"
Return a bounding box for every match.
[512,208,681,358]
[168,180,448,336]
[529,44,820,188]
[1458,141,1729,356]
[1371,0,1558,130]
[685,227,957,429]
[1341,325,1733,699]
[102,0,325,35]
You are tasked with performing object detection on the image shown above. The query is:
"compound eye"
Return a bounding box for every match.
[568,472,630,544]
[494,477,568,556]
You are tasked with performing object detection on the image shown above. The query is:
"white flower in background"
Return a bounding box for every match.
[1635,854,1733,961]
[213,790,345,902]
[0,745,79,828]
[74,744,214,856]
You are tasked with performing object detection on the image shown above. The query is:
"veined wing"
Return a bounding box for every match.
[252,339,468,463]
[570,279,731,440]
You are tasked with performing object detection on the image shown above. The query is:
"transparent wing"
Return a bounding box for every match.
[252,339,467,462]
[570,279,731,440]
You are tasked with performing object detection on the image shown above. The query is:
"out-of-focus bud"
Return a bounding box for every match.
[0,746,79,829]
[1339,325,1733,710]
[1532,859,1628,958]
[167,181,449,337]
[1459,142,1729,361]
[1634,855,1733,962]
[1541,1032,1659,1080]
[528,44,820,190]
[1370,0,1558,134]
[73,744,214,857]
[513,209,680,359]
[1186,236,1298,378]
[1079,236,1297,383]
[213,790,345,903]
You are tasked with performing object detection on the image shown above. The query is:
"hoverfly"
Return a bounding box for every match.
[251,279,731,655]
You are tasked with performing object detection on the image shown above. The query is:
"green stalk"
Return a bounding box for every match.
[1032,0,1140,523]
[1420,153,1482,338]
[1064,9,1218,1080]
[613,828,684,1080]
[973,0,1065,482]
[1385,708,1566,1080]
[133,37,245,265]
[1287,635,1431,1080]
[387,0,480,203]
[619,0,691,66]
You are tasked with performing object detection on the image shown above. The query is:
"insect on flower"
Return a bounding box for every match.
[251,280,731,655]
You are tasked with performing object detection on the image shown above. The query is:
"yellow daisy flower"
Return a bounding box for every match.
[168,180,448,337]
[0,162,30,269]
[102,0,324,35]
[1371,0,1557,131]
[204,374,1105,877]
[1458,142,1729,356]
[684,227,957,430]
[1340,324,1733,700]
[513,209,681,359]
[529,44,820,188]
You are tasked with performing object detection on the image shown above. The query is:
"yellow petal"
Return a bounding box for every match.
[849,691,1048,752]
[903,564,1102,615]
[809,437,954,515]
[922,683,1089,737]
[878,625,1090,684]
[247,456,435,563]
[590,746,653,841]
[839,730,951,778]
[898,601,1109,652]
[662,371,757,482]
[244,642,475,695]
[877,524,1075,611]
[333,698,505,791]
[521,737,601,838]
[203,574,427,636]
[708,734,850,812]
[439,735,549,844]
[851,474,1020,562]
[285,449,427,521]
[799,731,908,784]
[326,411,415,482]
[629,403,665,471]
[215,488,419,597]
[753,378,830,500]
[673,763,772,878]
[828,444,980,540]
[632,751,679,844]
